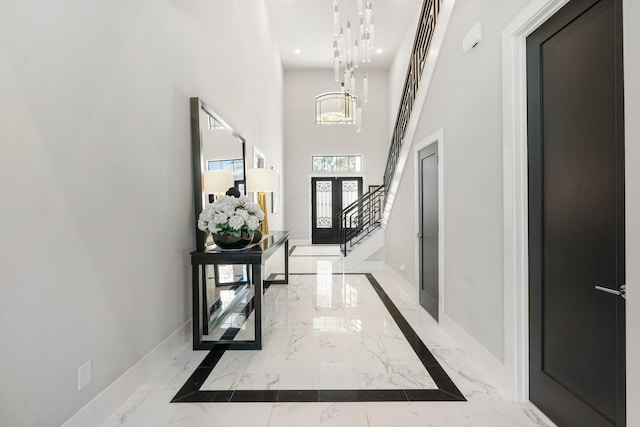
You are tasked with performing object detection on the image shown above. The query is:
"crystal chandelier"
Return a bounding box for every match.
[315,0,374,131]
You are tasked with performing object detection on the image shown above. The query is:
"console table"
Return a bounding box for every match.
[190,231,289,350]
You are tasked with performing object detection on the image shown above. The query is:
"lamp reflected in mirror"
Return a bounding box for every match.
[203,170,234,203]
[246,168,277,235]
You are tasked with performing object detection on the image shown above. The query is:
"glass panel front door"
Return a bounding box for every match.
[311,177,363,244]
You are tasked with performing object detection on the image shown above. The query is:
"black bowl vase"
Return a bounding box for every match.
[211,231,254,250]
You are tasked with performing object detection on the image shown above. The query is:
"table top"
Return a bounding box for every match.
[190,231,289,264]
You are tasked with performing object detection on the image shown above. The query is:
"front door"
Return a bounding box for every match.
[527,0,625,426]
[311,177,362,244]
[418,144,438,321]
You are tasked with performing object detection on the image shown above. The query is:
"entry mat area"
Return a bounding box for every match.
[172,273,465,403]
[289,245,342,257]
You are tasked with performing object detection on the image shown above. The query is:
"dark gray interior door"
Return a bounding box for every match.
[527,0,625,426]
[419,144,438,321]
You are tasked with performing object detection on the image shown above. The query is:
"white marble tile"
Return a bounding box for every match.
[455,396,553,427]
[101,390,273,427]
[269,402,369,427]
[358,370,436,389]
[278,361,321,389]
[364,402,469,427]
[234,372,281,389]
[139,344,209,391]
[319,362,360,389]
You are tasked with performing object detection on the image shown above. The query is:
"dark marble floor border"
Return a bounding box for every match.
[172,273,465,403]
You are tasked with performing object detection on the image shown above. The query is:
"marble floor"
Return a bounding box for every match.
[99,246,554,427]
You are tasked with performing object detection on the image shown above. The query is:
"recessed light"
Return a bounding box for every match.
[294,49,302,55]
[376,48,383,54]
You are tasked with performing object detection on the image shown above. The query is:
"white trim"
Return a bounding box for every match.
[502,0,571,402]
[61,320,192,427]
[382,0,456,227]
[413,129,445,321]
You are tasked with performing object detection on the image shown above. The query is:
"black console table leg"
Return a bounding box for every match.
[201,264,210,335]
[284,239,289,284]
[192,264,203,349]
[252,263,263,350]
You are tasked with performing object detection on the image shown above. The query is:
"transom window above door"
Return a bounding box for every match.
[312,155,362,173]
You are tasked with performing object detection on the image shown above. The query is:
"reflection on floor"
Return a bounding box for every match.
[290,245,342,257]
[99,246,553,427]
[204,264,253,341]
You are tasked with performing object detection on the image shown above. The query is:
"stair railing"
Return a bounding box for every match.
[384,0,441,191]
[337,185,385,256]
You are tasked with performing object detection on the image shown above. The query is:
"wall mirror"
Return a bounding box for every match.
[190,97,250,342]
[190,97,247,251]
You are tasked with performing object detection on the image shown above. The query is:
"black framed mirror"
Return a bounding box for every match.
[190,97,247,251]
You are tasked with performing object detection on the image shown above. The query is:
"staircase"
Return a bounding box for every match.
[337,0,444,260]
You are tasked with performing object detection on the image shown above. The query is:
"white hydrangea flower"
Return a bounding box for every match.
[213,213,228,225]
[197,194,264,235]
[246,216,259,230]
[228,214,245,230]
[244,201,260,213]
[236,209,250,221]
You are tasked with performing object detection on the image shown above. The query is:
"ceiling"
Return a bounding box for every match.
[264,0,424,70]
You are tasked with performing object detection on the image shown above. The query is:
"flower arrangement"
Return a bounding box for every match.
[198,195,264,237]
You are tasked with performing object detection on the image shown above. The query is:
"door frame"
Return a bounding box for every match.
[414,130,445,320]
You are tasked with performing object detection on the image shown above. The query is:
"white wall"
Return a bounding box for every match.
[0,1,283,426]
[623,0,640,424]
[283,69,389,241]
[385,0,530,362]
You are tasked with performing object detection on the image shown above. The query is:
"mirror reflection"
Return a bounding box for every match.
[201,113,246,195]
[190,97,250,341]
[201,264,254,342]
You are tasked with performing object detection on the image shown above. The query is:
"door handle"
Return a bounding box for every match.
[594,284,626,299]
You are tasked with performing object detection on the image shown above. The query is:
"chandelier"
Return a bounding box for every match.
[315,0,375,131]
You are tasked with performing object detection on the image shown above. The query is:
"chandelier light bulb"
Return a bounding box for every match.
[370,17,375,46]
[363,73,368,102]
[353,39,359,65]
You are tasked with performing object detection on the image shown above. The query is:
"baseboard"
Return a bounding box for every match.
[439,313,513,400]
[61,319,192,427]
